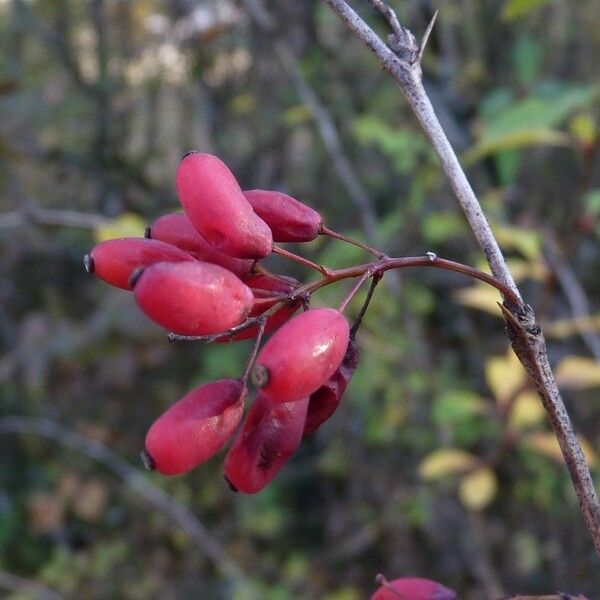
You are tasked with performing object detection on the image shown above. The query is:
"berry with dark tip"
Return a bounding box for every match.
[175,152,273,259]
[144,379,246,475]
[243,189,322,242]
[86,237,196,290]
[252,308,350,403]
[133,261,254,335]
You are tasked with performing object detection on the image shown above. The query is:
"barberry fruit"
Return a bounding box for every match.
[303,338,359,435]
[243,189,322,242]
[85,237,195,290]
[223,394,309,493]
[133,261,254,335]
[371,578,457,600]
[252,308,350,403]
[143,379,247,475]
[147,212,254,278]
[176,152,273,259]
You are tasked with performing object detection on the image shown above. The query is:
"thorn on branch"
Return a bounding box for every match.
[417,9,438,63]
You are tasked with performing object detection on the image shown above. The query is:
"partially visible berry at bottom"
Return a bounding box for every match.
[223,394,309,493]
[371,577,457,600]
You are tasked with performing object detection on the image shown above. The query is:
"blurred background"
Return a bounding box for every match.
[1,0,600,598]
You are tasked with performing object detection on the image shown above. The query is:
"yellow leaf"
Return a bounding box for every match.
[555,356,600,389]
[569,113,597,145]
[454,284,503,316]
[94,212,147,243]
[459,467,498,511]
[523,432,597,468]
[546,315,600,340]
[492,224,542,260]
[485,347,527,406]
[509,391,545,429]
[419,449,479,481]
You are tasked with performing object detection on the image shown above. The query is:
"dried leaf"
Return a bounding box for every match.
[555,356,600,389]
[419,449,479,481]
[459,467,498,511]
[454,284,503,316]
[523,432,598,468]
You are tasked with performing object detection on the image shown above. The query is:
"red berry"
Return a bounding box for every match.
[147,212,254,278]
[243,189,322,242]
[144,379,246,475]
[253,308,350,403]
[133,261,254,335]
[223,394,309,493]
[176,152,273,259]
[303,338,359,435]
[371,578,457,600]
[217,274,300,343]
[85,237,196,290]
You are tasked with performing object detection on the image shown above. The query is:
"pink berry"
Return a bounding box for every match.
[371,578,457,600]
[133,261,254,335]
[85,237,195,290]
[243,189,322,242]
[223,394,309,493]
[175,152,273,259]
[253,308,350,403]
[147,212,254,278]
[303,338,359,435]
[144,379,246,475]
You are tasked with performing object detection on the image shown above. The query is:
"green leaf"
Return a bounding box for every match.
[502,0,552,21]
[422,213,466,244]
[432,391,488,426]
[463,128,570,164]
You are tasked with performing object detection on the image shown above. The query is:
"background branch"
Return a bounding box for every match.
[0,416,258,598]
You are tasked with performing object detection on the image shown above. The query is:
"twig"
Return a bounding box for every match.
[0,416,258,597]
[322,0,600,557]
[0,569,62,600]
[0,205,112,230]
[544,232,600,361]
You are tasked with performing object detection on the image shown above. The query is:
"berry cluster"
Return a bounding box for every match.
[85,152,362,493]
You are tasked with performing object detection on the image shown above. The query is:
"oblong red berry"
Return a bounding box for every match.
[133,261,254,335]
[223,394,309,493]
[217,274,300,343]
[176,153,273,259]
[371,578,457,600]
[253,308,350,403]
[86,237,196,290]
[147,213,254,278]
[144,379,247,475]
[243,189,322,242]
[303,338,359,435]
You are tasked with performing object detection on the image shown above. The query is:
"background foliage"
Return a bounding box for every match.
[1,0,600,597]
